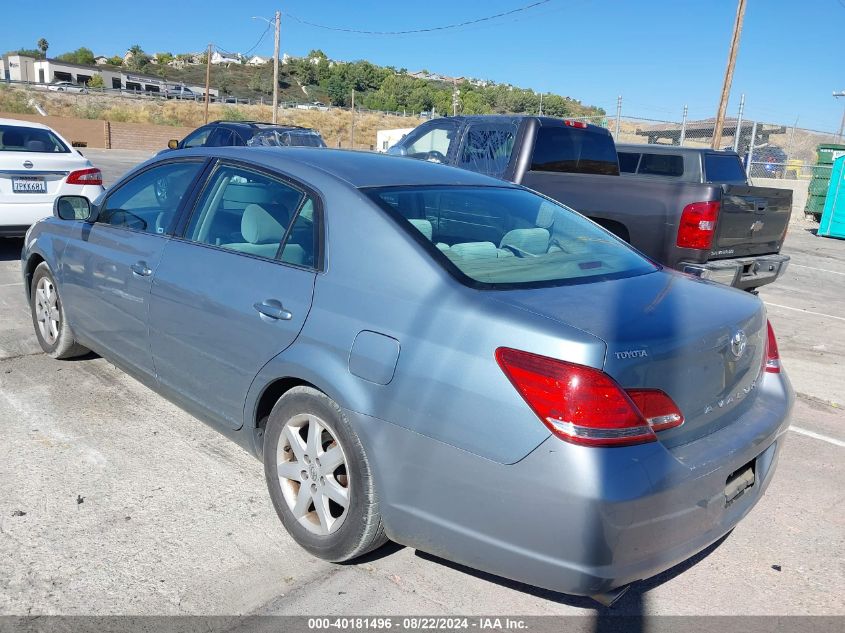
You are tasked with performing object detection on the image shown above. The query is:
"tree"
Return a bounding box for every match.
[87,74,104,89]
[37,38,48,58]
[126,44,150,71]
[106,55,123,66]
[325,73,349,106]
[155,52,174,66]
[57,47,95,66]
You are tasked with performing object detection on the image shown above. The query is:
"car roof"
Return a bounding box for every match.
[430,114,607,131]
[615,143,742,157]
[172,147,515,189]
[213,120,312,131]
[0,117,52,130]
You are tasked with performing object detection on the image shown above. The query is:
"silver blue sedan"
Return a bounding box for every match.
[21,148,793,604]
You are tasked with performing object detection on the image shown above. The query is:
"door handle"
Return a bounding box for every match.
[253,299,293,321]
[130,262,152,277]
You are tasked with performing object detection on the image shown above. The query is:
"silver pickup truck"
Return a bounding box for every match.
[388,115,792,291]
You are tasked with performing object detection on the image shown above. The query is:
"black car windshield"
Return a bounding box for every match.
[0,125,69,153]
[367,186,657,288]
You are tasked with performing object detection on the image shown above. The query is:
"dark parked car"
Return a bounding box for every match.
[388,116,792,291]
[23,148,792,605]
[746,145,788,179]
[166,121,326,151]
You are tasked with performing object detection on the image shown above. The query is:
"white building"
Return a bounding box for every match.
[376,128,414,153]
[247,55,269,66]
[211,51,241,65]
[0,55,216,97]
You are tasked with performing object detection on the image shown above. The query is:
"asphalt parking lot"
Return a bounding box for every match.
[0,151,843,618]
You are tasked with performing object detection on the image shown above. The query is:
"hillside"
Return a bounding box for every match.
[7,45,605,118]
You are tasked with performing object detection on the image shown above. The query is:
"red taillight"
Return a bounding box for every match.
[625,389,684,431]
[66,168,102,186]
[677,201,720,250]
[495,348,683,447]
[563,119,588,128]
[765,320,781,373]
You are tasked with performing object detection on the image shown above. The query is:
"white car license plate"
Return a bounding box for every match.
[12,176,47,194]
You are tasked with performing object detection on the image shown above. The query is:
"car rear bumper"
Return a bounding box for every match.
[680,254,790,290]
[348,369,794,597]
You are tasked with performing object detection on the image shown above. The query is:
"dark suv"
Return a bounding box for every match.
[166,121,326,151]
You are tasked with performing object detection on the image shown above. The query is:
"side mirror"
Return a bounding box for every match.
[167,139,179,150]
[386,145,407,156]
[54,195,94,221]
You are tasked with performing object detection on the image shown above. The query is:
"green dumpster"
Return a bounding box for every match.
[805,144,845,220]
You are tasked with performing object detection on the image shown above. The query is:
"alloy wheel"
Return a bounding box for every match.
[277,414,350,536]
[35,277,60,345]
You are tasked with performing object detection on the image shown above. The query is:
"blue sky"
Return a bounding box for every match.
[5,0,843,130]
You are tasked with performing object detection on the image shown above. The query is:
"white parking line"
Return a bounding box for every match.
[790,263,845,276]
[765,302,845,322]
[0,282,23,287]
[790,426,845,448]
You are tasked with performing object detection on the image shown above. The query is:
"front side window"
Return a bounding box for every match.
[184,164,317,266]
[367,186,656,288]
[398,120,460,163]
[530,126,619,176]
[182,127,212,148]
[99,161,204,234]
[637,153,684,177]
[457,124,517,178]
[618,152,640,173]
[0,125,69,153]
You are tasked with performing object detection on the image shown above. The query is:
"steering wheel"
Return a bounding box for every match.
[423,150,447,164]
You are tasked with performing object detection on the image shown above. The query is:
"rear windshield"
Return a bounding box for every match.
[618,152,640,173]
[704,153,747,184]
[0,125,69,153]
[367,186,656,289]
[530,126,619,176]
[637,152,684,177]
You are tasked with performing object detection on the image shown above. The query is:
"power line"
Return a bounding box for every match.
[215,20,272,59]
[286,0,553,35]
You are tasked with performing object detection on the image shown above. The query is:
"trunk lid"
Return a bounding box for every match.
[0,151,88,205]
[710,184,792,259]
[493,271,767,448]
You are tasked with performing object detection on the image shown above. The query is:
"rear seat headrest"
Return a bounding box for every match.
[449,241,499,259]
[408,218,433,241]
[500,228,550,255]
[242,204,285,244]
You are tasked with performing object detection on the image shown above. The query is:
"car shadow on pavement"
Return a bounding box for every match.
[0,238,24,262]
[413,530,731,620]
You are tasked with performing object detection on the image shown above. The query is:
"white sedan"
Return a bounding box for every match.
[47,82,88,94]
[0,118,104,237]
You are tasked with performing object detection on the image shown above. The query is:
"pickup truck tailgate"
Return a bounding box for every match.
[711,185,792,259]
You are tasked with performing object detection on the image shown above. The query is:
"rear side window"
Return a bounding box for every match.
[0,125,69,153]
[367,186,656,289]
[618,152,640,173]
[530,126,619,176]
[637,153,684,177]
[184,165,318,267]
[457,124,517,178]
[704,153,747,184]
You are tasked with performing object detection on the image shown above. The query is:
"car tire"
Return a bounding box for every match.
[30,262,89,359]
[263,386,388,562]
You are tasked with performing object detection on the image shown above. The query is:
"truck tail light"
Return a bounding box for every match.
[563,119,588,128]
[677,201,720,250]
[765,320,781,373]
[66,168,102,186]
[495,348,683,447]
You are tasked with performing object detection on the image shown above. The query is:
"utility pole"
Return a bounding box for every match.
[834,92,845,142]
[204,43,212,124]
[538,93,543,116]
[732,93,745,152]
[350,89,355,148]
[679,104,688,146]
[712,0,747,149]
[272,10,281,124]
[614,95,622,141]
[452,79,459,116]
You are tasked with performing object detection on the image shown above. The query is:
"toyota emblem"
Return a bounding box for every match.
[730,330,748,359]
